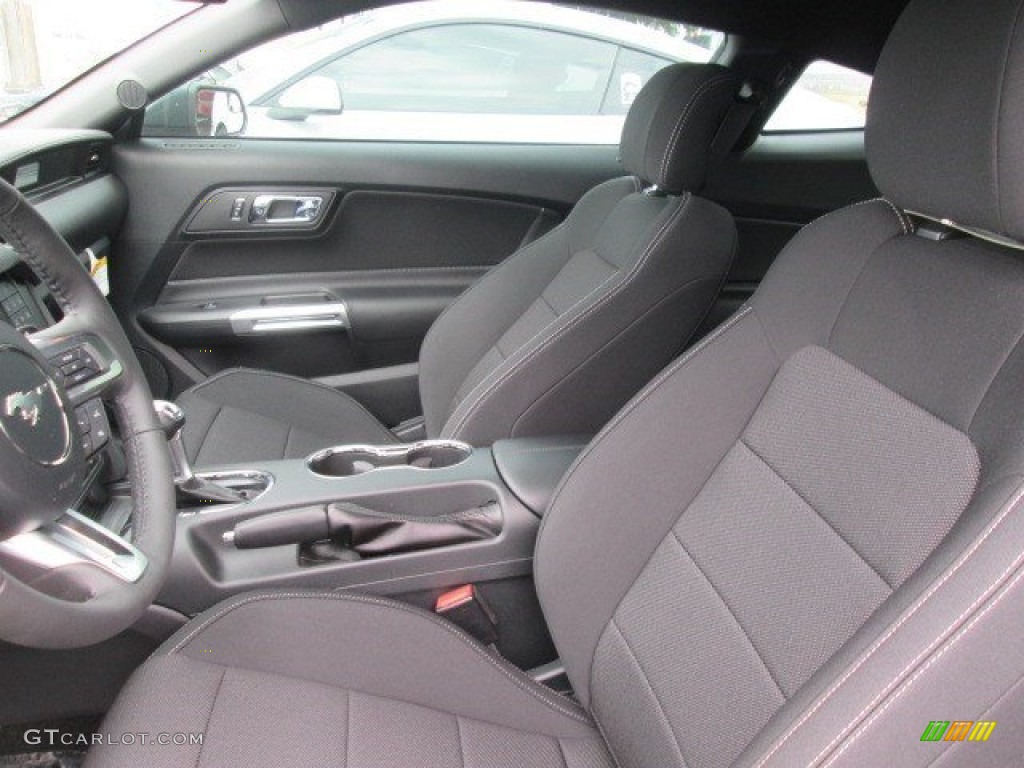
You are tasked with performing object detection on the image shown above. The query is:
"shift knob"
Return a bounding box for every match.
[153,399,245,504]
[153,400,192,482]
[154,400,186,441]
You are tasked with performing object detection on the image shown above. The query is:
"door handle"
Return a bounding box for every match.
[248,194,325,225]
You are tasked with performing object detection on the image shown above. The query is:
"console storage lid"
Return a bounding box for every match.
[492,436,589,517]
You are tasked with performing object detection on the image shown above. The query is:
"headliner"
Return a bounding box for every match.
[277,0,912,73]
[580,0,911,72]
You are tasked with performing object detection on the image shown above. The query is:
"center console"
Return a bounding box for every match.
[156,426,586,618]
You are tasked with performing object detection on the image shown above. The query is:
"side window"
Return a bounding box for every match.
[142,4,724,145]
[602,47,674,114]
[764,60,872,132]
[304,24,617,116]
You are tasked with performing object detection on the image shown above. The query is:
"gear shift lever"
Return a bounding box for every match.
[154,400,190,480]
[154,400,245,504]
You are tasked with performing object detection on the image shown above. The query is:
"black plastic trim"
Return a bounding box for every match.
[159,447,538,615]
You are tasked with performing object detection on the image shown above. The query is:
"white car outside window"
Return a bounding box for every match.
[764,60,872,132]
[145,0,724,145]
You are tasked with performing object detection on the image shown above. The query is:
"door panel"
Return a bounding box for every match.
[168,189,560,281]
[111,138,621,405]
[139,267,484,376]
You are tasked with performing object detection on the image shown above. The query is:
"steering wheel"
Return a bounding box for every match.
[0,177,175,648]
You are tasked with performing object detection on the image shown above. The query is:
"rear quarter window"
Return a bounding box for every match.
[764,60,871,132]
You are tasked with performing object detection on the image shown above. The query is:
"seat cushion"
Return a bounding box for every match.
[176,368,399,466]
[85,592,612,768]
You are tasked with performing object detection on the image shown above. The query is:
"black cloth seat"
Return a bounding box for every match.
[89,593,611,768]
[176,63,742,465]
[90,1,1024,766]
[177,368,400,466]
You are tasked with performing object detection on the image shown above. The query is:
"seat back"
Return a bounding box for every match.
[537,1,1024,767]
[418,64,743,444]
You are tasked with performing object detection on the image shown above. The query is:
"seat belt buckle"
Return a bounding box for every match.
[435,584,498,646]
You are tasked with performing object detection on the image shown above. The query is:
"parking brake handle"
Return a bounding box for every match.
[223,501,501,555]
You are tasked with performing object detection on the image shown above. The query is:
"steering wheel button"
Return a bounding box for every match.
[79,351,101,371]
[2,294,24,312]
[61,359,87,375]
[75,410,91,432]
[66,369,95,387]
[87,401,109,435]
[10,308,32,327]
[52,347,82,367]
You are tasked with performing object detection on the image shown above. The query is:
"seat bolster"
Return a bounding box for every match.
[536,306,780,706]
[157,590,595,738]
[177,368,399,466]
[728,472,1024,767]
[442,192,735,446]
[418,180,638,439]
[87,592,611,768]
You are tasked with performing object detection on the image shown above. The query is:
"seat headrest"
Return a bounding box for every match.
[619,63,742,194]
[868,0,1024,243]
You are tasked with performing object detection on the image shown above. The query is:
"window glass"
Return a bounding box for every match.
[764,60,872,132]
[0,0,191,123]
[602,47,674,115]
[143,1,725,144]
[308,25,617,115]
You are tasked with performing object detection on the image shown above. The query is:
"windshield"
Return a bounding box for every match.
[0,0,193,123]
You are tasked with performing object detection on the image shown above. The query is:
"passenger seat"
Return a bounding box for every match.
[176,63,744,466]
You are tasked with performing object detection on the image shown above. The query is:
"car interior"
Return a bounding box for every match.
[1,0,1023,766]
[172,60,742,464]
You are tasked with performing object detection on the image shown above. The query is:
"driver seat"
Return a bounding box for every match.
[89,0,1024,766]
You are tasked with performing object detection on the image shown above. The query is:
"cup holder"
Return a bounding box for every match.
[307,440,473,478]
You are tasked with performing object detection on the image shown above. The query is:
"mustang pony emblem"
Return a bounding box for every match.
[4,385,48,428]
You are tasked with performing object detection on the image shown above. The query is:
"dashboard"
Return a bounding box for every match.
[0,259,53,332]
[0,129,126,335]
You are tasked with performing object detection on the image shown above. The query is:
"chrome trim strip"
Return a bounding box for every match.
[0,509,148,583]
[306,439,473,477]
[229,302,349,335]
[249,194,324,225]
